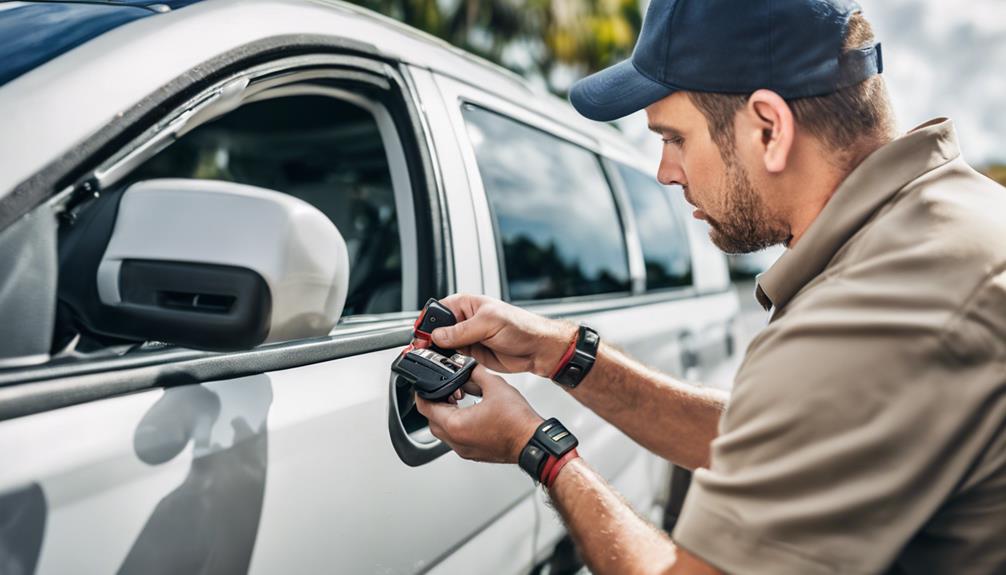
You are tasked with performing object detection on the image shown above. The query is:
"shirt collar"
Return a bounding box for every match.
[755,118,961,312]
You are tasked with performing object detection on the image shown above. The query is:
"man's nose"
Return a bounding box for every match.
[657,152,686,187]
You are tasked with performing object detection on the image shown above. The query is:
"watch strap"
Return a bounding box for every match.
[544,448,579,488]
[518,418,579,483]
[518,441,548,480]
[552,325,599,388]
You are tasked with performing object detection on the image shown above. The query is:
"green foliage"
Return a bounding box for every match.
[348,0,642,93]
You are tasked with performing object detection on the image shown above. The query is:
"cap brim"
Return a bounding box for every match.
[569,59,675,122]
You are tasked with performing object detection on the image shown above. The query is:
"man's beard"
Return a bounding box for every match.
[702,152,789,254]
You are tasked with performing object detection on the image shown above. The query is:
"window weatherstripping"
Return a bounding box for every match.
[0,321,414,422]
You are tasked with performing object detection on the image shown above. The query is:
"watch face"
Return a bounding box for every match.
[563,364,584,380]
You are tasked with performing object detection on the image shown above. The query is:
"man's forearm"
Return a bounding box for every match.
[568,343,727,469]
[549,458,723,575]
[549,457,677,575]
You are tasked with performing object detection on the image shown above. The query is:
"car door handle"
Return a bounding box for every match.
[680,347,699,371]
[388,373,450,466]
[678,332,699,370]
[678,332,701,382]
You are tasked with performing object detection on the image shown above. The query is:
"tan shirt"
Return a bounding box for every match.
[673,119,1006,575]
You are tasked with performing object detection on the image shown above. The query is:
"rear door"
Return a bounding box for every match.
[0,49,525,574]
[429,74,739,562]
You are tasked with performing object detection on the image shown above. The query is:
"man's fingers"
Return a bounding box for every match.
[437,293,484,322]
[460,368,489,397]
[415,395,455,424]
[431,315,497,349]
[460,380,482,397]
[414,395,431,416]
[468,366,512,397]
[464,345,506,373]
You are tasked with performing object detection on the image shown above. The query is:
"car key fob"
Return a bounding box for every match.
[412,298,457,355]
[391,347,477,401]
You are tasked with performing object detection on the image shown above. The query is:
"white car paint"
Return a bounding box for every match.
[0,1,740,572]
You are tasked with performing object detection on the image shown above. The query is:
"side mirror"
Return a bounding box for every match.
[58,179,349,351]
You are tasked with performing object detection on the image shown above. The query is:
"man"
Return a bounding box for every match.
[416,0,1006,573]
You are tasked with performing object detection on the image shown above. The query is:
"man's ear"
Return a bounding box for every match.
[743,90,795,174]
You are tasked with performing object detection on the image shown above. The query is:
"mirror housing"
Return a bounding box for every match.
[58,179,349,351]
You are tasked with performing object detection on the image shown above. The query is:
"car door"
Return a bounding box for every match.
[425,74,740,565]
[0,48,533,574]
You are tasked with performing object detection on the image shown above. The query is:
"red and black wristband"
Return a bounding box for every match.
[549,324,600,388]
[518,418,579,487]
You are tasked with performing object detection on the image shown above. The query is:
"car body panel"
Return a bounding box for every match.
[1,351,539,574]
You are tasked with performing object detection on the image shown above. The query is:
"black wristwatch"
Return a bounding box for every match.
[552,325,600,388]
[518,418,578,483]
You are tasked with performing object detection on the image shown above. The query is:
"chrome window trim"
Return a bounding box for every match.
[609,159,697,294]
[601,156,647,295]
[92,55,398,190]
[0,318,415,422]
[523,286,698,319]
[0,315,416,388]
[448,83,600,153]
[399,64,456,296]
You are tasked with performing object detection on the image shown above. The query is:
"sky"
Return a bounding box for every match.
[858,0,1006,166]
[620,0,1006,168]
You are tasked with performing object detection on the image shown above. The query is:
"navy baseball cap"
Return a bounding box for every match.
[570,0,883,122]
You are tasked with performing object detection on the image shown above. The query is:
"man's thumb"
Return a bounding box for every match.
[432,318,494,348]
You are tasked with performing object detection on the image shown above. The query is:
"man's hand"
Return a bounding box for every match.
[415,366,543,463]
[430,294,576,378]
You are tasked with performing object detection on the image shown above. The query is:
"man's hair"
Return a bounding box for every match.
[688,13,896,169]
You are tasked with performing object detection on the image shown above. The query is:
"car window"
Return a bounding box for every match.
[128,95,407,317]
[616,164,692,290]
[461,104,630,301]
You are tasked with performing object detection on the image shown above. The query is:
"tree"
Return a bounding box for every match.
[350,0,642,93]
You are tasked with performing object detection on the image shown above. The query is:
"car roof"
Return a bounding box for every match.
[0,1,207,88]
[0,0,646,202]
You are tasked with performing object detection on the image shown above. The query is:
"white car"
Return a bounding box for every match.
[0,1,740,573]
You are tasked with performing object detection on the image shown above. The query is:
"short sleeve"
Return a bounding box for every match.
[671,295,1002,575]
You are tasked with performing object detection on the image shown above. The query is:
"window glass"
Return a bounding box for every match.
[462,105,630,301]
[129,95,406,316]
[617,164,693,290]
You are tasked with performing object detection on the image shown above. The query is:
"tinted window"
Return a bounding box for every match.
[462,105,630,301]
[617,165,692,290]
[130,95,405,316]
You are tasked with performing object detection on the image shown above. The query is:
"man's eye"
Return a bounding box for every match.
[662,136,684,147]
